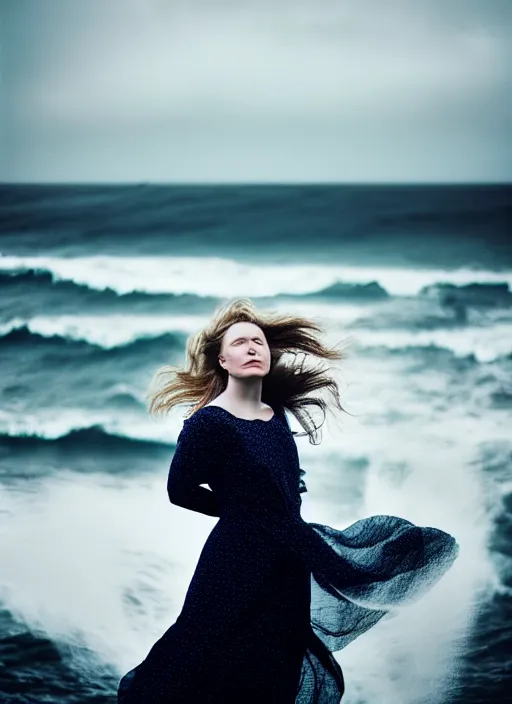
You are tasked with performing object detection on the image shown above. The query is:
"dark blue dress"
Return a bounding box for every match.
[117,404,459,703]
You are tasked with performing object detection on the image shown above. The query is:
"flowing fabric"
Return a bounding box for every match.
[118,404,459,703]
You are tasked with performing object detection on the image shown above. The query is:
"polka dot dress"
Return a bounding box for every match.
[117,404,459,703]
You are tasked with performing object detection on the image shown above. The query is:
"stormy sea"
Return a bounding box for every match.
[0,183,511,704]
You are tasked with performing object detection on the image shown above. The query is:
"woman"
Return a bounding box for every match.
[117,298,460,703]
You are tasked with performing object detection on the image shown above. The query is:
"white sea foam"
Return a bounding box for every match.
[0,472,215,675]
[1,253,511,297]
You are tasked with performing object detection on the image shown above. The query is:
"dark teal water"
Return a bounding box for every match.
[0,184,510,703]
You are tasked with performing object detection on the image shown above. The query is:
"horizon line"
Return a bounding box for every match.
[1,180,511,188]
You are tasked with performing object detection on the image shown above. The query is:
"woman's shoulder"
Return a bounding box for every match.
[183,405,221,425]
[177,407,226,448]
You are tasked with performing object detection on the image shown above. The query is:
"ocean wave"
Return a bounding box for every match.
[302,280,389,300]
[420,282,512,309]
[0,396,182,442]
[0,318,194,350]
[344,323,512,363]
[0,267,392,304]
[2,253,511,298]
[0,409,188,479]
[1,315,511,364]
[4,267,512,315]
[0,424,172,455]
[0,269,219,315]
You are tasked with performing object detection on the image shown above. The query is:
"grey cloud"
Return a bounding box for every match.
[1,0,510,181]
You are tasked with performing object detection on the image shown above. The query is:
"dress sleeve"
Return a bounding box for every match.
[167,411,221,517]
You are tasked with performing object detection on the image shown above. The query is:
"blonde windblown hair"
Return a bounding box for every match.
[147,297,351,444]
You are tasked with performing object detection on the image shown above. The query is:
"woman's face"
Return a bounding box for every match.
[218,321,271,377]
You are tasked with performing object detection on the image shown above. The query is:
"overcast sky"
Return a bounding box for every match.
[1,0,511,183]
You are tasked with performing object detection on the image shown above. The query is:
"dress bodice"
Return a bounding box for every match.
[167,404,306,520]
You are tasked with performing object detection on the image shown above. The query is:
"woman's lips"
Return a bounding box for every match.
[243,360,261,366]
